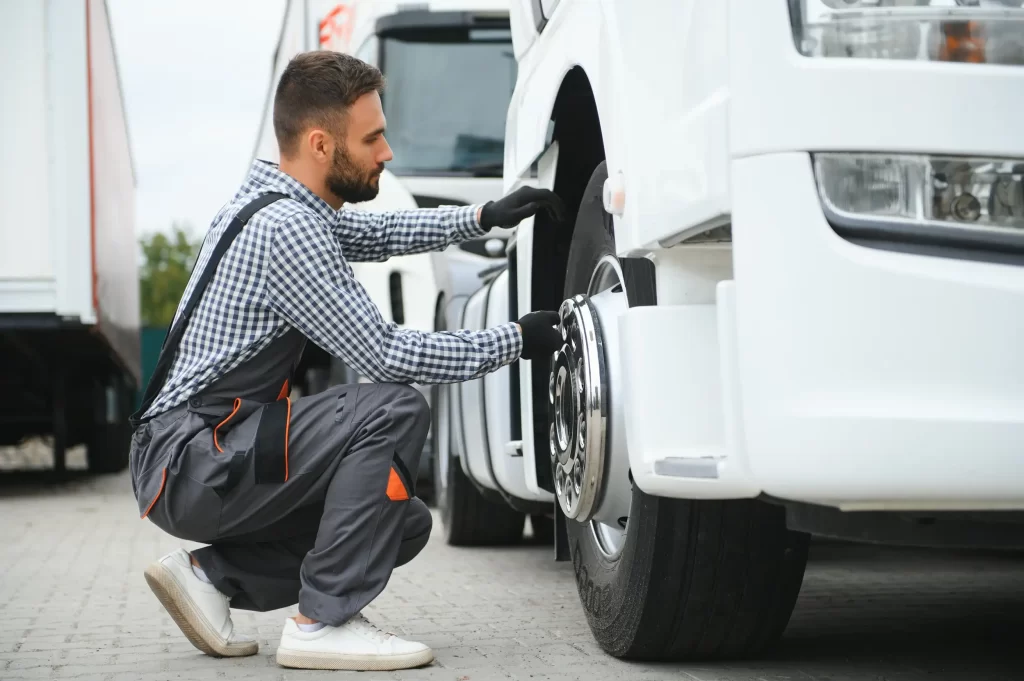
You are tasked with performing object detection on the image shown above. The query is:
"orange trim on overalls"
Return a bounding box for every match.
[283,397,291,482]
[386,468,409,501]
[213,398,242,453]
[277,379,290,401]
[140,468,167,519]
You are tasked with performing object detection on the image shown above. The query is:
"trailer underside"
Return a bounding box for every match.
[0,314,137,473]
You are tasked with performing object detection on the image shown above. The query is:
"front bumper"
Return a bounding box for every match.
[622,152,1024,511]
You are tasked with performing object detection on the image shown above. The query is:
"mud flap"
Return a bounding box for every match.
[554,500,571,561]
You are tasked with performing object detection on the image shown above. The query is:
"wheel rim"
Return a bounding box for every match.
[550,294,605,521]
[592,517,627,557]
[549,254,630,559]
[587,256,628,558]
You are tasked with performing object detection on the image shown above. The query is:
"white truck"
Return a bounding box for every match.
[0,0,140,474]
[255,0,519,501]
[440,0,1024,661]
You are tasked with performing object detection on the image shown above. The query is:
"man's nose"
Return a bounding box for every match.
[379,137,394,164]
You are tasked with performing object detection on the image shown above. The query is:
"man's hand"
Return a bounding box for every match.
[515,310,563,361]
[479,187,567,229]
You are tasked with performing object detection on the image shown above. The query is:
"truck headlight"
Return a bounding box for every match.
[789,0,1024,65]
[814,153,1024,236]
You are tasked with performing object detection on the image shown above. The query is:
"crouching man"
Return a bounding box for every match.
[129,50,564,671]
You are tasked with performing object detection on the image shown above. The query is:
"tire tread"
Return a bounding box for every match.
[617,499,809,661]
[444,459,524,546]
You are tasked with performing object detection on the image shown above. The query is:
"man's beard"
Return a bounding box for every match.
[326,144,382,204]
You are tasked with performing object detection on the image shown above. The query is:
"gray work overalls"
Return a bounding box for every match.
[128,193,432,626]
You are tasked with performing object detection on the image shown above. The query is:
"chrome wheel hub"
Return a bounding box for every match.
[549,294,607,521]
[548,256,632,556]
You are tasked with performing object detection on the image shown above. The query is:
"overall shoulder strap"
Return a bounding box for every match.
[130,192,289,427]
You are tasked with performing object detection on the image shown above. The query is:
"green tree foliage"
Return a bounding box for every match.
[139,223,202,327]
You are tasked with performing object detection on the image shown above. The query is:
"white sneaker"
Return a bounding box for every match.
[275,612,433,671]
[144,549,257,657]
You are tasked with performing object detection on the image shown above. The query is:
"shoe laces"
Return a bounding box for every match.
[352,613,396,644]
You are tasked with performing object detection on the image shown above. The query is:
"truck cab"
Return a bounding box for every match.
[442,0,1024,661]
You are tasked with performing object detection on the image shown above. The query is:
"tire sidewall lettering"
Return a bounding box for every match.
[571,536,614,619]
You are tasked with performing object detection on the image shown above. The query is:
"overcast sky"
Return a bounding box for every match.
[107,0,288,239]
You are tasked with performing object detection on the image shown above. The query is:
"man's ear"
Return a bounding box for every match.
[306,129,331,163]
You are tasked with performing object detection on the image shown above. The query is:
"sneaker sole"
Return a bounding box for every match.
[144,562,258,658]
[276,647,434,671]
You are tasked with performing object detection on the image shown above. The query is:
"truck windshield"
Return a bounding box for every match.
[379,27,515,177]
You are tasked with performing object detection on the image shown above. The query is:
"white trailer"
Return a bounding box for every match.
[0,0,140,473]
[441,0,1024,661]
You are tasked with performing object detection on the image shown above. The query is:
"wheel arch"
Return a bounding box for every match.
[527,65,608,495]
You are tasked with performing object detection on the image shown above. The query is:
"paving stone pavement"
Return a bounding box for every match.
[1,447,1023,681]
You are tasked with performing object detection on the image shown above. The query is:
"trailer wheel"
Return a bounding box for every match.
[561,163,809,660]
[86,379,132,474]
[87,421,131,474]
[433,384,526,545]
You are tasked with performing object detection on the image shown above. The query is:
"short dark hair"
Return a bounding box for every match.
[273,51,385,158]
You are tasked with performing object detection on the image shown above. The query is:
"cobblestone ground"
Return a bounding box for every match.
[1,443,1023,681]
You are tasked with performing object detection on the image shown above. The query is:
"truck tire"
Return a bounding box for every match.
[562,162,809,660]
[87,421,131,474]
[432,384,526,545]
[432,296,525,546]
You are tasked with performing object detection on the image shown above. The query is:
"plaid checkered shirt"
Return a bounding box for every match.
[142,159,523,419]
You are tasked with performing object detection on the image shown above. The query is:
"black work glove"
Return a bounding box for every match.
[516,310,563,361]
[480,187,567,229]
